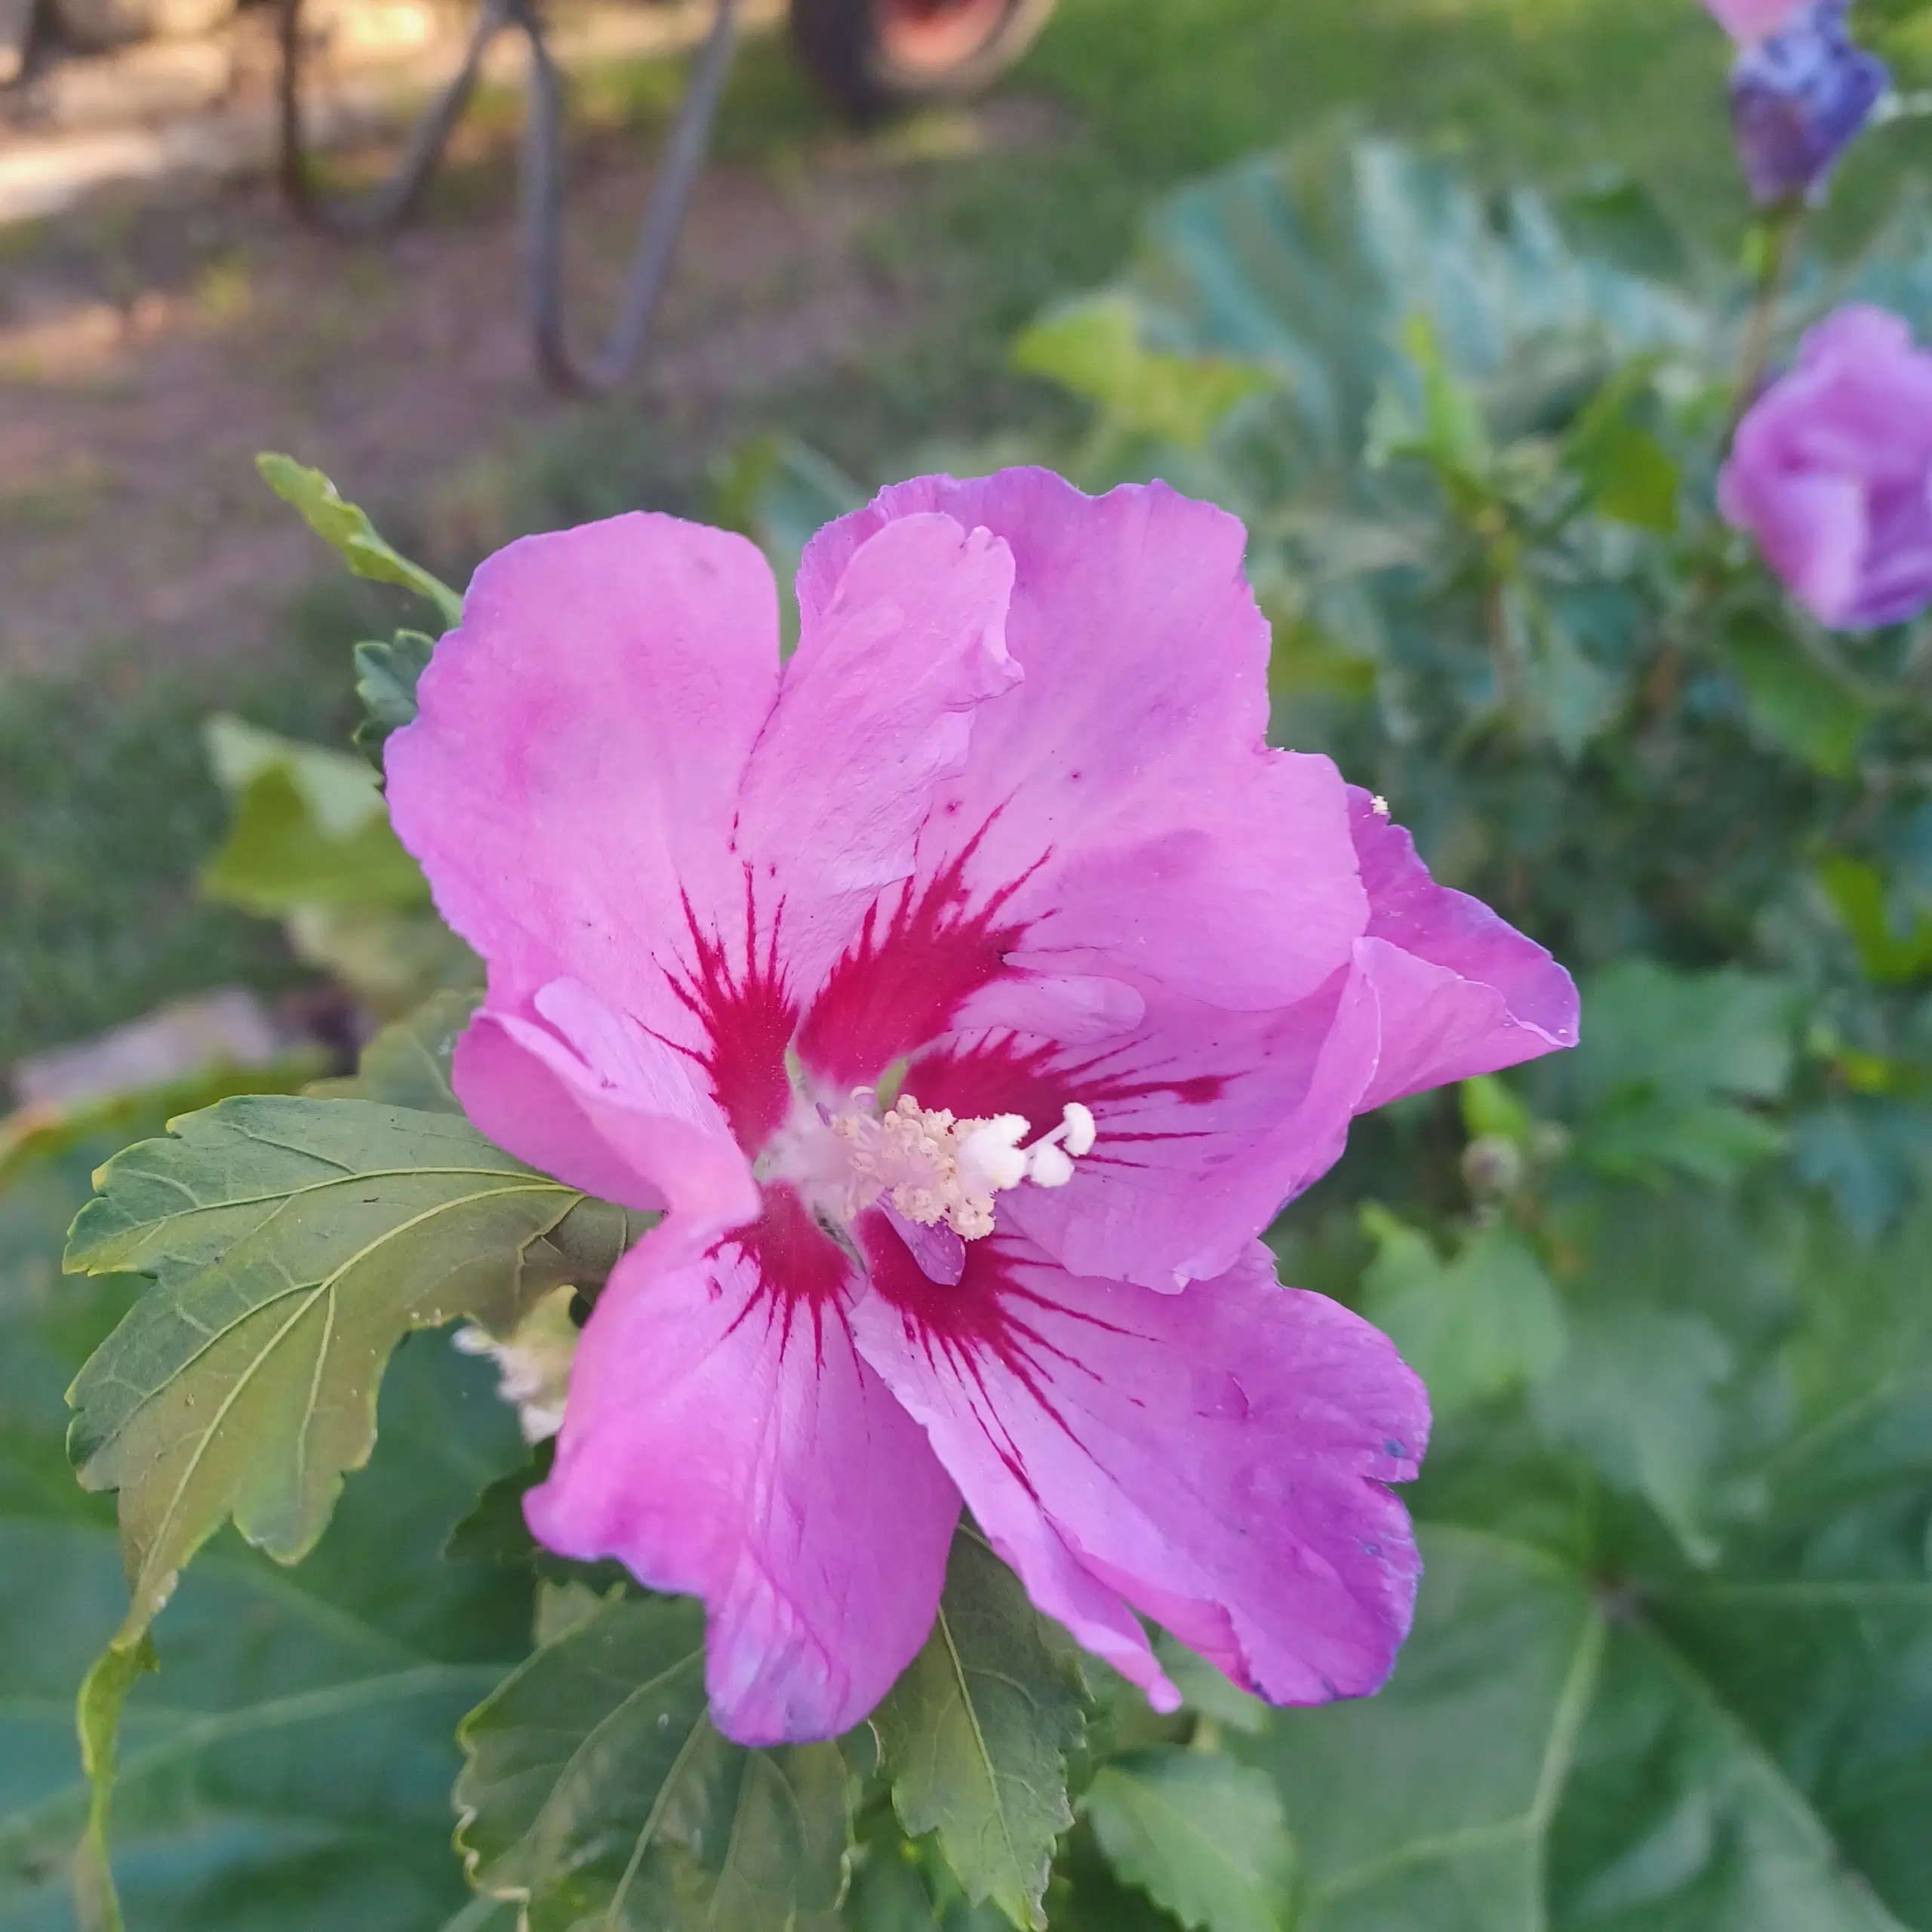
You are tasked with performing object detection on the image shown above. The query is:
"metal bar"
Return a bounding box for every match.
[278,0,513,233]
[525,0,743,391]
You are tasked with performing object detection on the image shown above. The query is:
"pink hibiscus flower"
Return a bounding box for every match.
[386,469,1578,1746]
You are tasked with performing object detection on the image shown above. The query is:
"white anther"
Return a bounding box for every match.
[795,1089,1103,1253]
[1371,794,1391,817]
[1026,1141,1075,1188]
[959,1115,1030,1193]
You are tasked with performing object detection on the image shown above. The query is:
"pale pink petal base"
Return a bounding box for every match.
[851,1222,1429,1712]
[528,1186,961,1745]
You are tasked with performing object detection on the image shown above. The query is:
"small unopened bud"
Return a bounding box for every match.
[1462,1133,1526,1199]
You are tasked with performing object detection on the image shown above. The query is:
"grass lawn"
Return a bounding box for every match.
[5,0,1923,1068]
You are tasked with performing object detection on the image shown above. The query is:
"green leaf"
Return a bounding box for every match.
[1531,1303,1735,1564]
[0,1126,537,1932]
[1721,616,1872,780]
[285,904,482,1020]
[1247,1524,1918,1930]
[312,989,481,1112]
[1361,1212,1566,1420]
[1819,855,1932,987]
[1012,298,1273,448]
[257,454,463,628]
[454,1592,853,1930]
[63,1096,638,1647]
[1555,964,1798,1184]
[201,715,429,915]
[353,630,436,759]
[1460,1075,1534,1149]
[1564,368,1680,533]
[1083,1750,1289,1932]
[874,1526,1088,1930]
[1150,1631,1267,1737]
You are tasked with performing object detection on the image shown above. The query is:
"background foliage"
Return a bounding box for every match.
[5,7,1932,1930]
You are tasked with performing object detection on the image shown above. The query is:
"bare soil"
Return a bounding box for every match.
[0,82,1048,677]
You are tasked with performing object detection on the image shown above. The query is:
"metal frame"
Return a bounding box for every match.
[276,0,743,391]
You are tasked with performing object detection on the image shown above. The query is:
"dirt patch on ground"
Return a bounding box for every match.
[0,81,1051,677]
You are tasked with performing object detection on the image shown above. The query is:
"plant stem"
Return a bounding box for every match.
[1732,203,1805,425]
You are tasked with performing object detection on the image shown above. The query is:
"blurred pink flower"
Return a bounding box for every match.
[1722,306,1932,629]
[1704,0,1807,44]
[387,469,1578,1745]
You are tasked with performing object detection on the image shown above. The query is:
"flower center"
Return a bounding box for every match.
[766,1087,1096,1244]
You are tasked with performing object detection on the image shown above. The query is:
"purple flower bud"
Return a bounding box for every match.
[1727,0,1887,207]
[1720,305,1932,630]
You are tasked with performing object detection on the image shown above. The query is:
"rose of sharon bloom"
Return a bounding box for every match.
[1727,0,1887,207]
[1703,0,1806,45]
[386,469,1579,1746]
[1721,306,1932,629]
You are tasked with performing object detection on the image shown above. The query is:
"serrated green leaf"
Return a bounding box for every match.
[874,1527,1088,1930]
[201,715,429,915]
[1248,1525,1917,1930]
[0,1128,535,1932]
[353,630,437,759]
[63,1096,638,1647]
[257,454,463,628]
[454,1592,852,1930]
[1083,1751,1288,1932]
[1362,1213,1566,1420]
[1720,617,1872,780]
[1012,298,1272,448]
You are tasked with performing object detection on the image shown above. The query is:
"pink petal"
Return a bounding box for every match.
[455,982,759,1270]
[792,472,1367,1093]
[733,512,1023,999]
[850,1218,1429,1714]
[906,970,1383,1290]
[1703,0,1805,43]
[386,512,794,1138]
[527,1185,961,1745]
[1345,789,1580,1108]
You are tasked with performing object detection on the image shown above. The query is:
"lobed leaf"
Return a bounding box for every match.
[353,629,437,759]
[63,1096,636,1648]
[257,454,463,628]
[873,1526,1088,1930]
[0,1133,535,1932]
[1361,1213,1566,1421]
[454,1592,853,1930]
[1083,1750,1290,1932]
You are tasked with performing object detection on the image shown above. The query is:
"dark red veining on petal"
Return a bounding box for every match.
[861,1211,1137,1483]
[795,830,1046,1089]
[663,872,798,1155]
[716,1182,853,1368]
[907,1034,1229,1172]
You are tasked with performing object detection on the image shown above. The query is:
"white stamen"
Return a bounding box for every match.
[1371,794,1391,817]
[1026,1141,1075,1188]
[820,1090,1099,1244]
